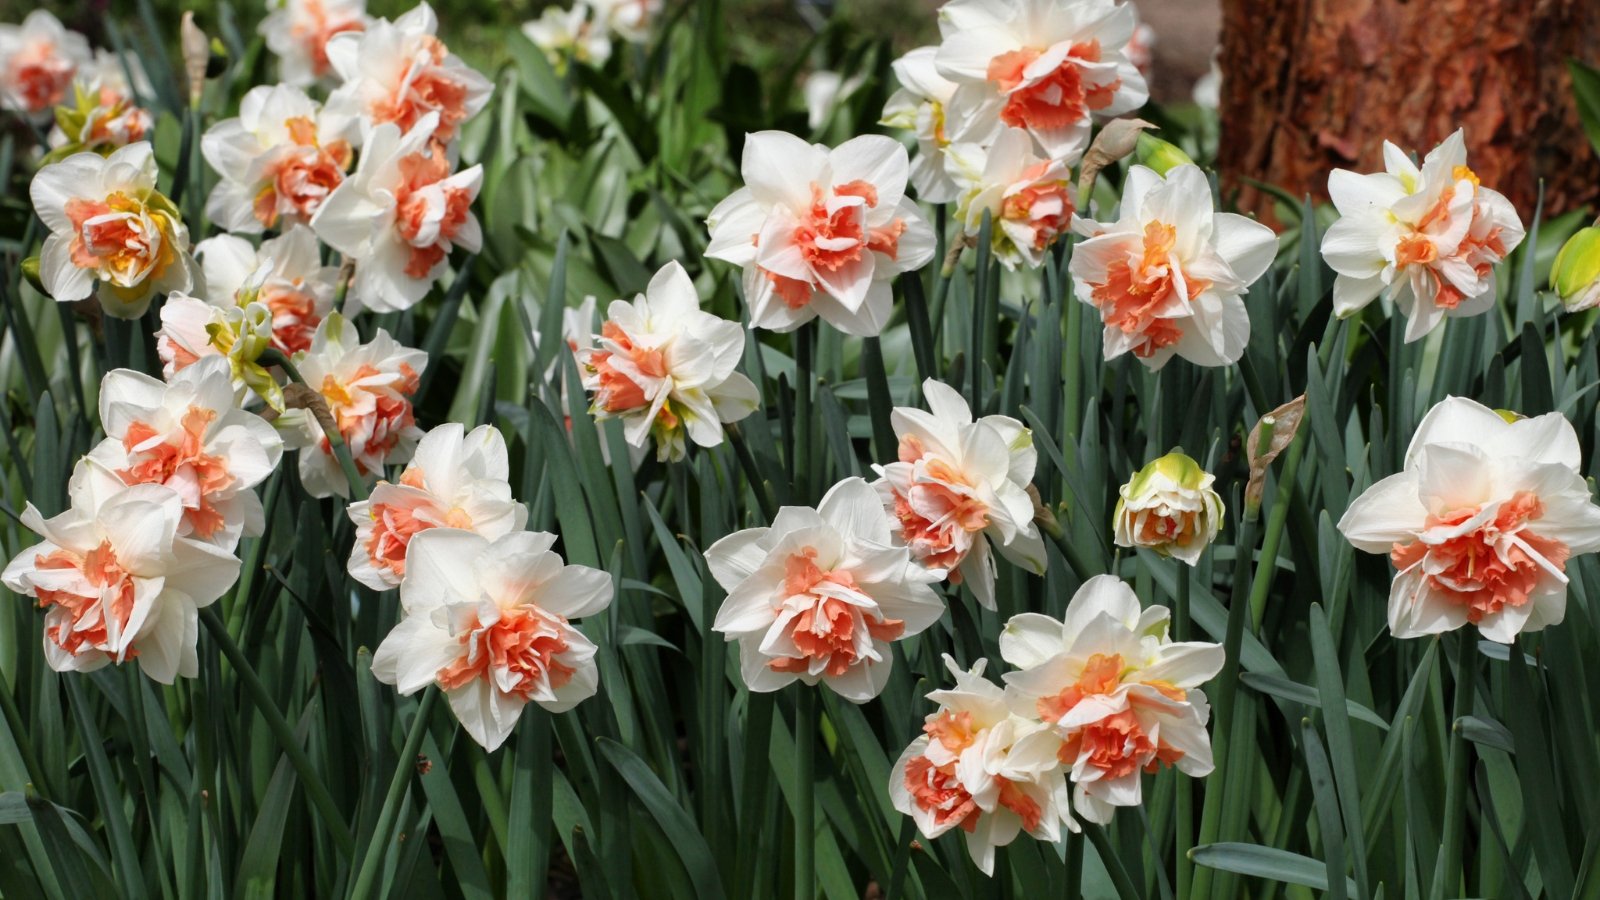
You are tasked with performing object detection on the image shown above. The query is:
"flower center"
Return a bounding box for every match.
[292,0,365,77]
[258,282,324,355]
[586,321,670,414]
[320,362,421,474]
[393,145,473,279]
[117,407,235,538]
[887,436,990,576]
[65,192,177,288]
[985,41,1119,131]
[32,541,139,659]
[769,548,904,677]
[1090,220,1206,358]
[9,42,75,112]
[1389,491,1569,622]
[1000,164,1074,252]
[254,129,352,230]
[1037,652,1125,723]
[374,36,471,142]
[904,756,979,832]
[436,605,576,698]
[1059,708,1184,777]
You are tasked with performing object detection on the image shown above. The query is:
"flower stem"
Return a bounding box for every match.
[1086,823,1141,900]
[197,607,355,857]
[260,348,369,502]
[348,686,440,900]
[1173,567,1193,899]
[1438,632,1477,896]
[794,686,816,900]
[724,423,777,522]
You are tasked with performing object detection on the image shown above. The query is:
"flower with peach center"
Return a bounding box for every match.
[705,131,936,337]
[945,128,1074,270]
[46,51,153,158]
[1000,575,1224,824]
[881,46,975,204]
[346,423,529,591]
[324,2,492,147]
[1338,397,1600,643]
[577,261,760,462]
[1070,163,1277,370]
[86,358,284,552]
[195,227,339,357]
[202,84,355,235]
[872,378,1046,610]
[889,655,1073,875]
[1321,129,1525,343]
[312,111,483,312]
[260,0,369,88]
[371,529,611,752]
[933,0,1147,162]
[2,459,241,684]
[0,10,90,120]
[1113,451,1222,565]
[280,313,427,499]
[706,477,945,702]
[30,141,200,319]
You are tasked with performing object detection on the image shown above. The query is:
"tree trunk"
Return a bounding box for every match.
[1216,0,1600,224]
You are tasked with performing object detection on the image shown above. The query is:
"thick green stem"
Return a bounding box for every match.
[794,687,816,900]
[1173,568,1194,898]
[348,686,440,900]
[1249,430,1308,629]
[198,607,355,856]
[724,423,777,522]
[1437,633,1477,897]
[1086,824,1141,900]
[793,323,815,499]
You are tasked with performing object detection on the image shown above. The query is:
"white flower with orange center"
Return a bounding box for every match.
[577,261,760,462]
[934,0,1147,162]
[86,358,284,552]
[196,226,339,357]
[889,655,1072,875]
[312,111,483,312]
[705,131,936,337]
[30,141,199,319]
[1112,451,1223,565]
[46,50,153,155]
[346,423,528,591]
[282,313,427,498]
[1321,129,1525,343]
[881,46,971,203]
[260,0,369,88]
[202,84,355,234]
[945,128,1074,270]
[370,529,611,752]
[1070,163,1277,370]
[1000,575,1224,824]
[1338,397,1600,643]
[2,460,241,684]
[324,2,492,147]
[872,378,1045,610]
[706,477,945,702]
[0,10,90,119]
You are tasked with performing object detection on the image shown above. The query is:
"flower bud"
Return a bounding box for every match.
[1135,133,1195,176]
[1113,451,1223,565]
[1552,226,1600,312]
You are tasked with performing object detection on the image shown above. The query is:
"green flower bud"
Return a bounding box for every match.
[1135,133,1195,177]
[1113,451,1223,566]
[1552,226,1600,312]
[20,256,45,296]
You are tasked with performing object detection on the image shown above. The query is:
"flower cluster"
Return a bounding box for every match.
[46,50,153,158]
[2,359,276,683]
[892,575,1225,870]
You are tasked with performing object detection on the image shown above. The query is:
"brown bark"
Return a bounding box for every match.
[1216,0,1600,224]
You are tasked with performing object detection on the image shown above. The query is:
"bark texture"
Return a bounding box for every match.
[1217,0,1600,223]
